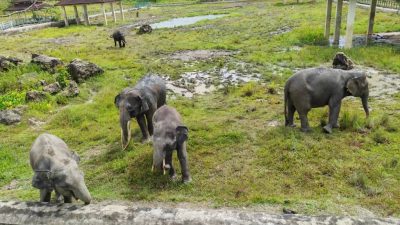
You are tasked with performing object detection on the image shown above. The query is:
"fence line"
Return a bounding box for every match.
[345,0,400,9]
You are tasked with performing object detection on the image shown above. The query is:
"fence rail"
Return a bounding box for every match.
[0,16,57,31]
[345,0,400,10]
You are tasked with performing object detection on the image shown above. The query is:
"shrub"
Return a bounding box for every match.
[0,92,25,110]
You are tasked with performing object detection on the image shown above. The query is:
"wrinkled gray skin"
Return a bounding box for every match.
[29,133,91,204]
[111,30,126,48]
[152,105,191,183]
[115,75,166,149]
[284,67,369,133]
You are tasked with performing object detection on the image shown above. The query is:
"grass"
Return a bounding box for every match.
[0,0,400,217]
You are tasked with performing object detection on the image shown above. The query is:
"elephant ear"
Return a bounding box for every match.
[347,76,368,97]
[139,96,149,113]
[32,171,53,189]
[114,94,121,108]
[176,126,189,145]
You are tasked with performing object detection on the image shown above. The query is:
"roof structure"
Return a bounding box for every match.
[5,0,50,12]
[55,0,119,6]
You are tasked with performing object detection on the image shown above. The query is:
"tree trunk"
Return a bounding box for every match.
[324,0,333,41]
[333,0,344,46]
[344,0,357,48]
[367,0,378,44]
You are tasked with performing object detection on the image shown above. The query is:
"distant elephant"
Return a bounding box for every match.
[115,75,166,149]
[30,133,91,204]
[284,67,369,133]
[111,30,126,48]
[152,105,191,183]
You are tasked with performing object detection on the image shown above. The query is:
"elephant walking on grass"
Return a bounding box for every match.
[111,30,126,48]
[284,67,369,133]
[152,105,191,183]
[30,133,91,204]
[115,75,166,149]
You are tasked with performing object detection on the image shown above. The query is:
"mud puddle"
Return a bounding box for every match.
[150,15,225,29]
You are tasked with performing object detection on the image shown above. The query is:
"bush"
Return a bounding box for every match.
[55,68,70,89]
[0,92,25,110]
[296,28,327,46]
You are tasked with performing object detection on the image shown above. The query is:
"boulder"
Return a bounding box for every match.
[332,52,354,70]
[25,91,46,102]
[137,24,152,35]
[0,110,21,125]
[31,54,63,72]
[67,59,104,83]
[43,82,61,94]
[61,80,79,97]
[0,56,23,72]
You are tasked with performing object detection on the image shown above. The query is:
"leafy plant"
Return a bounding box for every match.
[0,92,25,110]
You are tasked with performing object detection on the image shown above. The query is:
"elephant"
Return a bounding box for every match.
[115,75,166,149]
[284,67,369,133]
[332,52,354,70]
[152,105,191,183]
[111,30,126,48]
[29,133,91,204]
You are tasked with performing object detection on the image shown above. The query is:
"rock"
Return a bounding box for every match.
[25,91,46,102]
[0,110,21,125]
[43,82,61,94]
[137,24,153,35]
[31,54,63,72]
[332,52,354,70]
[61,80,79,97]
[283,208,297,215]
[67,59,104,83]
[0,56,22,72]
[39,80,48,86]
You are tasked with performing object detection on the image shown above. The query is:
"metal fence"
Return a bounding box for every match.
[0,16,57,31]
[347,0,400,9]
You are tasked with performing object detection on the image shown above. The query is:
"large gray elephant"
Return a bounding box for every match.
[152,105,191,183]
[115,75,166,149]
[30,133,91,204]
[284,67,369,133]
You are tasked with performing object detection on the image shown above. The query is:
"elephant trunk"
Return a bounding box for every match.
[152,142,166,174]
[362,95,369,118]
[73,182,91,205]
[120,107,131,150]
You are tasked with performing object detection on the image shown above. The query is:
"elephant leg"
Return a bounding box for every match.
[324,101,342,133]
[63,195,72,203]
[55,191,63,203]
[286,99,296,127]
[119,40,122,48]
[146,110,155,137]
[136,115,149,141]
[298,111,311,132]
[177,142,191,183]
[165,150,176,179]
[40,189,52,202]
[114,40,117,47]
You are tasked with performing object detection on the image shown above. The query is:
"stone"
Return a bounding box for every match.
[43,82,61,94]
[137,24,153,35]
[67,59,104,83]
[25,91,46,102]
[61,80,80,97]
[0,110,21,125]
[31,54,63,72]
[0,56,22,72]
[332,52,354,70]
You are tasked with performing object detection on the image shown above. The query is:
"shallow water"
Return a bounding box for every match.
[150,15,225,29]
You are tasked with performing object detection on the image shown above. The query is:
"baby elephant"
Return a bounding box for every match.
[152,105,191,183]
[115,75,166,149]
[111,30,126,48]
[30,133,91,204]
[284,67,369,133]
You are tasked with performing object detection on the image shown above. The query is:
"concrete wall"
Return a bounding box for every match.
[0,201,399,225]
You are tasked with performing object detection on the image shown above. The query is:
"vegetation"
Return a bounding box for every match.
[0,0,399,217]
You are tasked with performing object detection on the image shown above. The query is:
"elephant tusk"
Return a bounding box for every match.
[163,159,166,175]
[151,165,155,172]
[122,121,132,151]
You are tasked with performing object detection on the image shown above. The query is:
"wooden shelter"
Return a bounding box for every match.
[55,0,124,26]
[324,0,379,48]
[5,0,50,12]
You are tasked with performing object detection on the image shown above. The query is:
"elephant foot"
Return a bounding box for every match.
[286,123,296,128]
[170,174,178,181]
[182,176,192,184]
[323,125,333,134]
[332,123,340,128]
[141,137,151,144]
[300,127,311,132]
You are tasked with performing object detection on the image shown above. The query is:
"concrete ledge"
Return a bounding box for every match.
[0,201,399,225]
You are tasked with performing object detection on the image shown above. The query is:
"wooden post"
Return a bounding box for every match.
[101,3,108,25]
[333,0,343,46]
[83,4,90,25]
[119,1,124,21]
[344,0,357,49]
[62,6,69,27]
[110,2,116,23]
[367,0,378,44]
[324,0,333,41]
[73,5,80,25]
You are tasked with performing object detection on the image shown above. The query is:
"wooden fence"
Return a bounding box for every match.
[0,16,60,31]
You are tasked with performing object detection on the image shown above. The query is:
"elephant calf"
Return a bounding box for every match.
[152,105,191,183]
[111,30,126,48]
[30,133,91,204]
[284,67,369,133]
[115,75,166,149]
